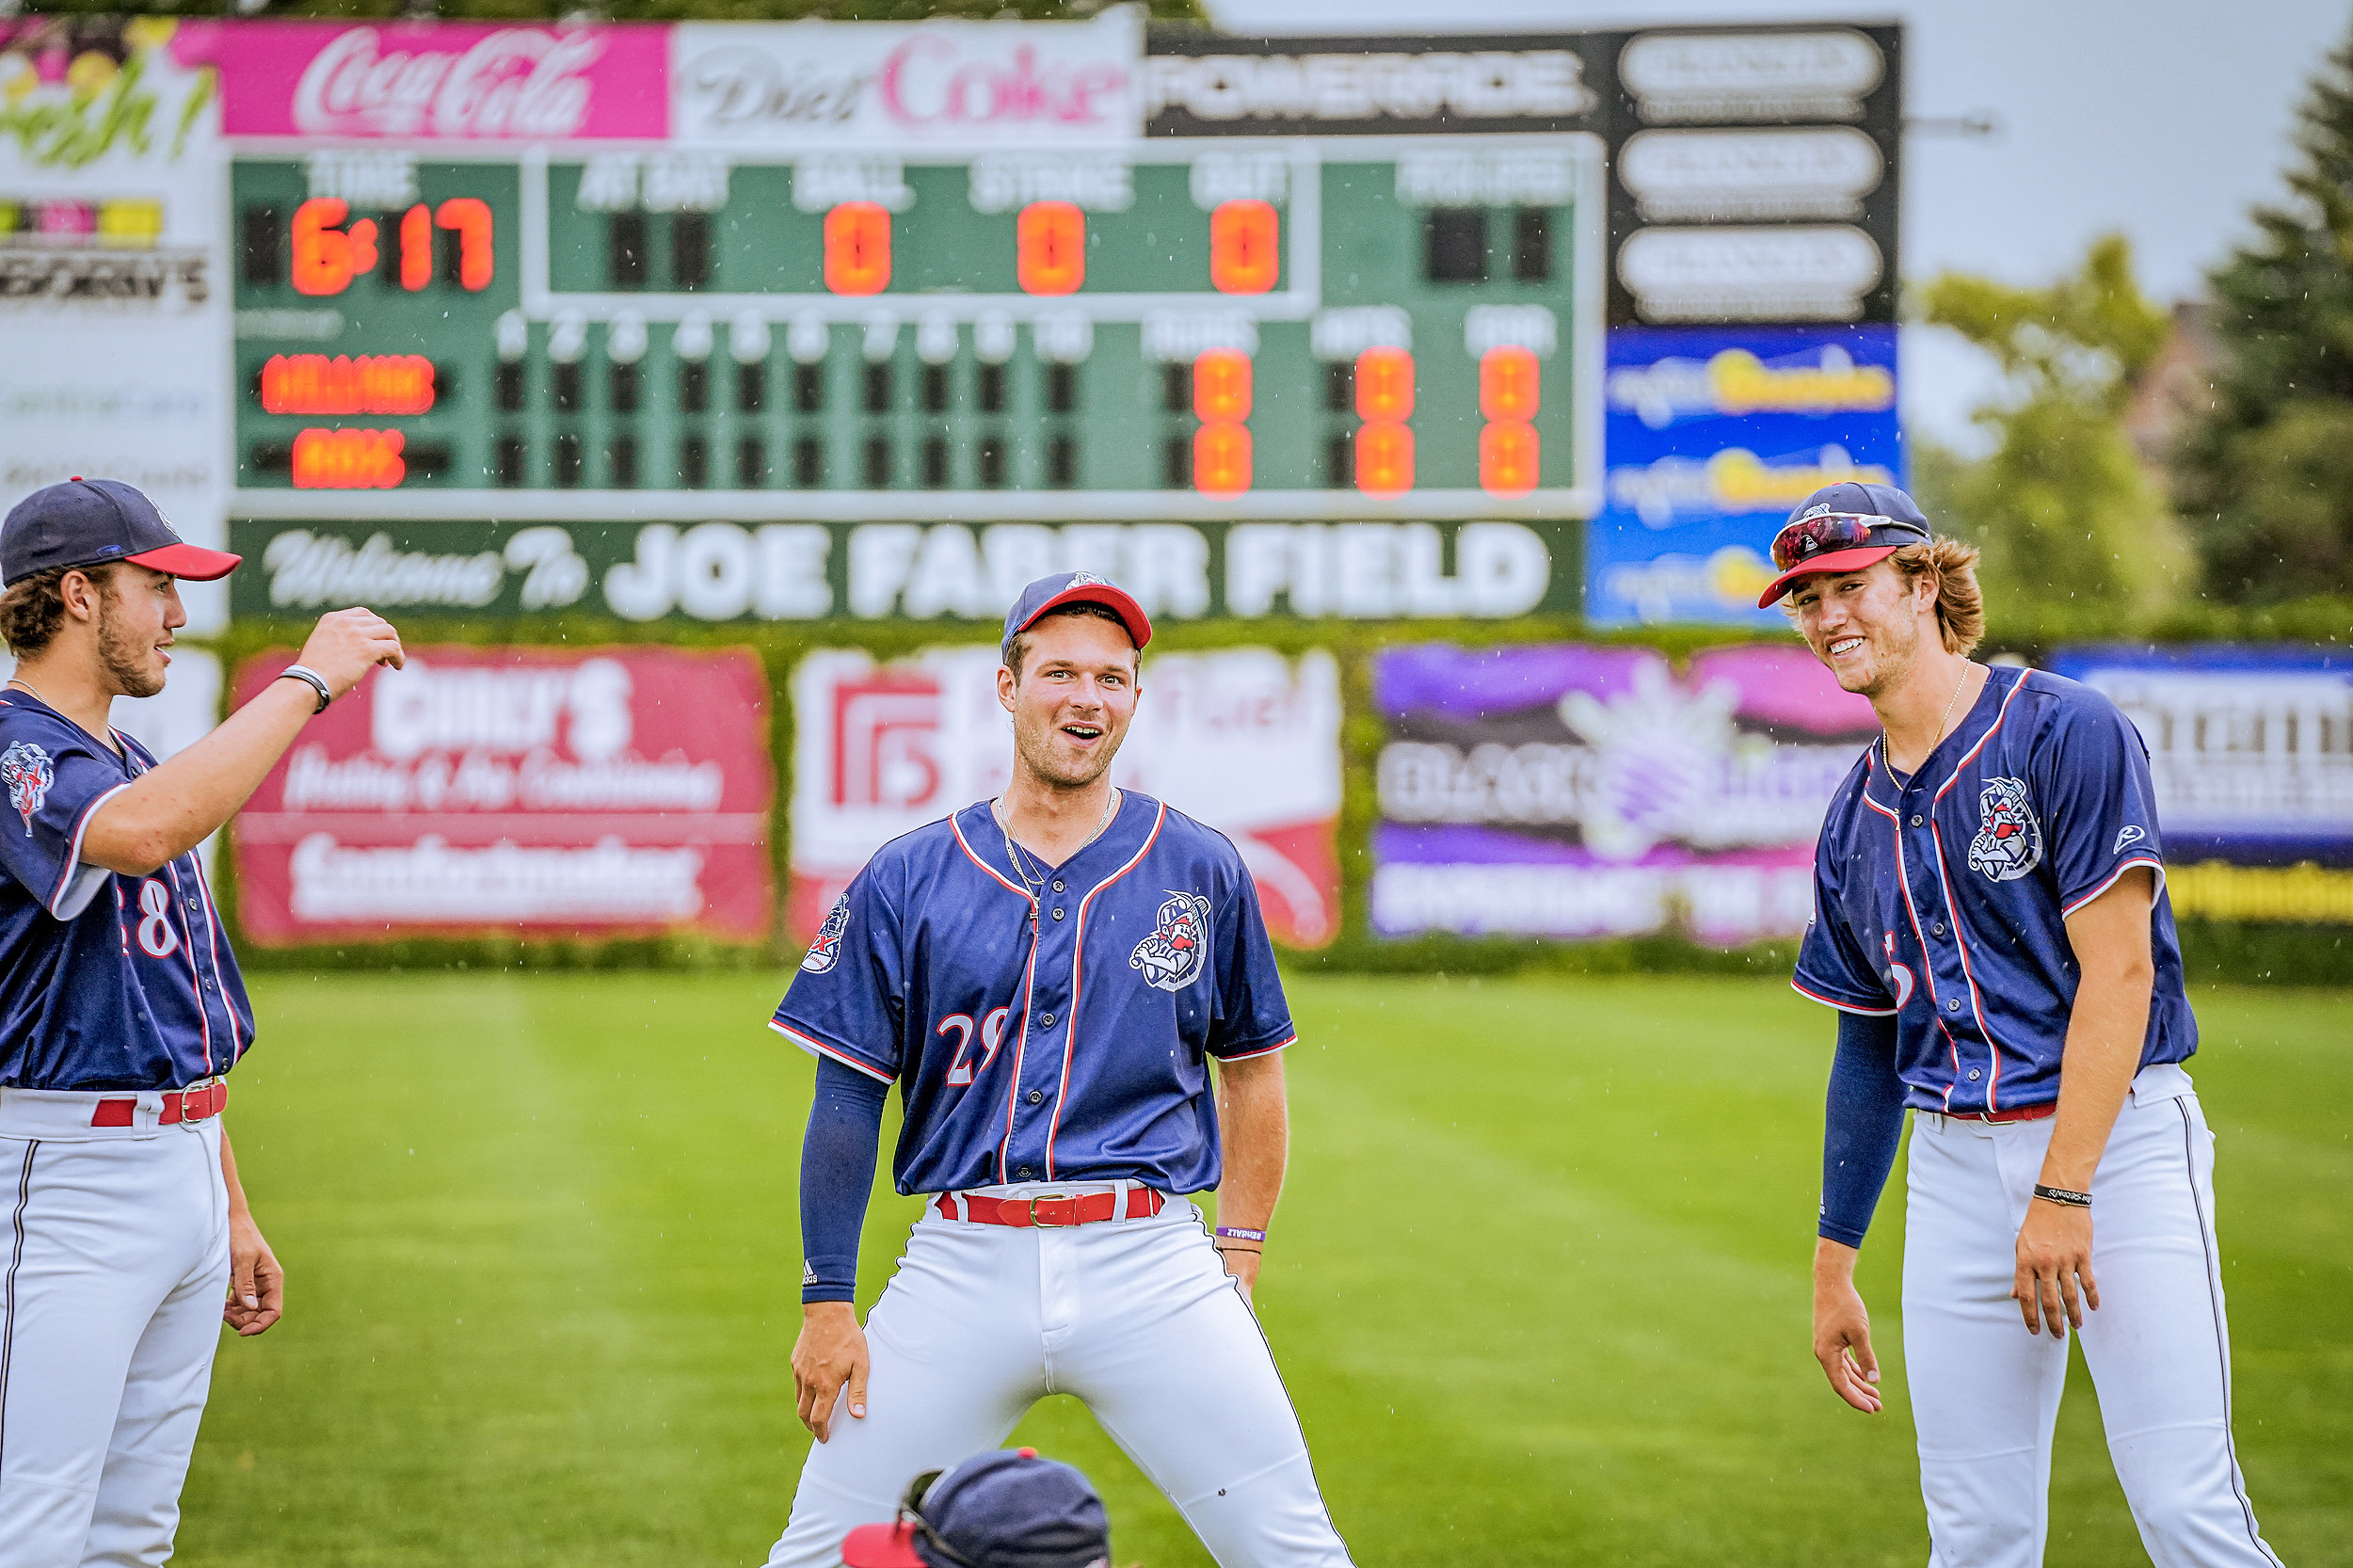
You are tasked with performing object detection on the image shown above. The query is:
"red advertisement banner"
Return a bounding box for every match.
[232,645,773,945]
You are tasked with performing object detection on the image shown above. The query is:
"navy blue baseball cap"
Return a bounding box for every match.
[840,1449,1111,1568]
[1755,481,1932,608]
[1001,572,1151,652]
[1,477,241,588]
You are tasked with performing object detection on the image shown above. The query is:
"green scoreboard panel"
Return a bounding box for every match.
[230,138,1601,526]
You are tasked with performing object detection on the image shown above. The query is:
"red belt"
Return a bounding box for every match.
[90,1080,228,1129]
[1942,1101,2055,1124]
[937,1188,1165,1227]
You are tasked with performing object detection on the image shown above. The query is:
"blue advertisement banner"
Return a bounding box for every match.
[1587,324,1902,628]
[2045,647,2353,868]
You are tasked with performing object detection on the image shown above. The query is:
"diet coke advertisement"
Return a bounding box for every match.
[232,646,774,945]
[789,646,1340,950]
[170,21,670,140]
[671,9,1141,150]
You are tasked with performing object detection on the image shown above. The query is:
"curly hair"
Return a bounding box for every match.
[0,563,117,659]
[1888,537,1985,658]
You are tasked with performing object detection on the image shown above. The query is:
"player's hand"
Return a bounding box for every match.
[294,607,406,698]
[2013,1198,2098,1337]
[1217,1246,1259,1308]
[222,1209,283,1336]
[1812,1240,1881,1413]
[792,1302,870,1443]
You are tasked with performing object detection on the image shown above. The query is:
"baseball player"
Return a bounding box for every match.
[1765,482,2282,1567]
[0,478,403,1568]
[839,1446,1110,1568]
[763,571,1352,1567]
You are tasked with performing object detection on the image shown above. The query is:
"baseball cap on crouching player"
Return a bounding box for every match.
[840,1448,1111,1568]
[2,477,241,588]
[1002,571,1153,653]
[1754,481,1932,609]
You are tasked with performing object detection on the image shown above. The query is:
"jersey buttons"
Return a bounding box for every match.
[1932,921,1946,936]
[1038,1013,1055,1028]
[1016,1166,1033,1179]
[1911,814,1924,826]
[1052,908,1065,920]
[1967,1069,1981,1080]
[1052,879,1064,892]
[1028,1089,1044,1104]
[1946,999,1961,1012]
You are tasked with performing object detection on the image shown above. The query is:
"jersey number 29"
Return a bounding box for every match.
[939,1008,1012,1087]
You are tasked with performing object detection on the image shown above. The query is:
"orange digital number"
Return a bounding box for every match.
[1355,346,1415,421]
[1194,422,1252,497]
[1481,345,1542,421]
[1356,420,1414,496]
[1193,349,1253,423]
[435,198,494,291]
[1209,200,1280,295]
[824,201,891,296]
[1480,420,1540,497]
[1017,200,1086,296]
[399,203,433,291]
[290,198,377,297]
[292,427,407,489]
[262,355,436,417]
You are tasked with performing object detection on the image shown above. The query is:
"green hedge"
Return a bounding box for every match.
[204,604,2353,985]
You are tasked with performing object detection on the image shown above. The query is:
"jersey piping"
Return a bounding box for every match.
[52,782,129,918]
[948,810,1046,1185]
[1862,789,1965,1109]
[770,1018,895,1085]
[1928,672,2034,1110]
[1048,800,1166,1180]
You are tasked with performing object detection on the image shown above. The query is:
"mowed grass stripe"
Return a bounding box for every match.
[174,973,2349,1567]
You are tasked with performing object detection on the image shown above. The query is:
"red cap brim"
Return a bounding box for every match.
[1755,545,1898,608]
[840,1522,928,1568]
[125,542,243,582]
[1016,584,1152,649]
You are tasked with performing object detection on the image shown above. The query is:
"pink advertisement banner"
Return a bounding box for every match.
[170,21,670,140]
[232,645,773,945]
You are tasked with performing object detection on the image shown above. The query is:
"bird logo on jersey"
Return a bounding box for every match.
[802,893,851,973]
[3,741,55,836]
[1968,776,2044,882]
[1130,890,1212,992]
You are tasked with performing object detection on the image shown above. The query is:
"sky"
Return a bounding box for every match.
[1204,0,2353,453]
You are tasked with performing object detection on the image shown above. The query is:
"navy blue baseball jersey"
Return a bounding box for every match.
[771,792,1295,1196]
[0,693,252,1091]
[1793,665,2192,1114]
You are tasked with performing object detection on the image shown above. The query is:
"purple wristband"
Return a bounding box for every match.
[1214,1225,1267,1243]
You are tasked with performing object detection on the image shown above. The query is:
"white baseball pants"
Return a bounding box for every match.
[0,1092,232,1568]
[765,1185,1353,1568]
[1902,1064,2282,1568]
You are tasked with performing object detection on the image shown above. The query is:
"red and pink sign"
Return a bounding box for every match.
[171,21,670,139]
[233,646,773,944]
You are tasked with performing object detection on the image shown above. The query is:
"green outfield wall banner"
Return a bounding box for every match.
[228,517,1572,623]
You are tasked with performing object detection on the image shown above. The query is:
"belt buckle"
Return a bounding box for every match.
[1027,1193,1076,1227]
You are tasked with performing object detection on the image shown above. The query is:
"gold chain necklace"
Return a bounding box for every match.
[994,788,1116,897]
[1883,661,1977,776]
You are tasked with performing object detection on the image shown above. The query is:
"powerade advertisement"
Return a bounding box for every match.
[1370,642,1881,945]
[1586,324,1901,628]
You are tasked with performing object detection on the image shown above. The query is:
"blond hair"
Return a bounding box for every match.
[1888,537,1984,657]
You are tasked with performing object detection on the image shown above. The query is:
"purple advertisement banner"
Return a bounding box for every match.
[1373,643,1880,945]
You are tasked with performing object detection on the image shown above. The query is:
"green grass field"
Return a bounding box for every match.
[175,972,2350,1566]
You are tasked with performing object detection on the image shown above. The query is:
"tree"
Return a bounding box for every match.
[1913,234,2189,624]
[2178,20,2353,602]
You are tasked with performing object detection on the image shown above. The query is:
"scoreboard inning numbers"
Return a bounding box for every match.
[231,137,1602,521]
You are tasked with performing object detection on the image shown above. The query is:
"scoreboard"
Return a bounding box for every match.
[229,137,1601,520]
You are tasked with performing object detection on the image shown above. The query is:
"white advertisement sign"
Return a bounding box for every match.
[671,8,1142,152]
[0,23,232,632]
[789,644,1341,948]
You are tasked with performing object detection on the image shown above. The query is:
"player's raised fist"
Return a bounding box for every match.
[295,606,406,696]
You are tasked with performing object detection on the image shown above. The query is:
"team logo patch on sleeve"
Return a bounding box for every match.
[1,741,55,835]
[1967,776,2044,882]
[1130,890,1212,992]
[2114,824,2145,854]
[801,893,851,973]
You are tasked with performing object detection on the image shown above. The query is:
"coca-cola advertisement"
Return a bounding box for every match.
[169,21,671,140]
[232,646,774,944]
[789,646,1341,949]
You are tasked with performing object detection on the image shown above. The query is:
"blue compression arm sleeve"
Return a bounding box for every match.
[800,1057,890,1305]
[1818,1011,1908,1249]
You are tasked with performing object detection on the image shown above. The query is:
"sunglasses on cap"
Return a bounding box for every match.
[1769,511,1929,572]
[897,1469,978,1568]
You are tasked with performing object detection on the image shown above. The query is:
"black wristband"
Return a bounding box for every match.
[2032,1183,2091,1208]
[277,664,332,714]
